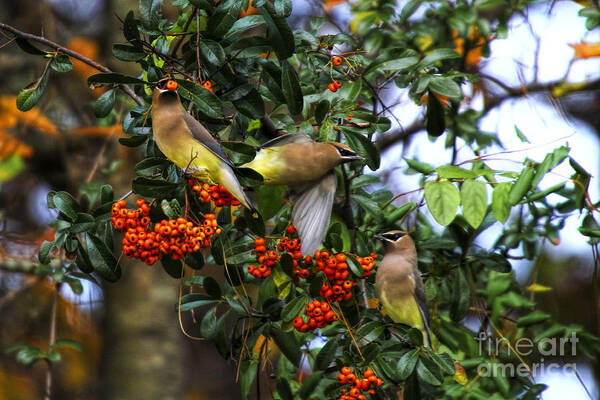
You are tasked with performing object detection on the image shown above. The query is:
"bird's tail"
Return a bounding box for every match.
[218,166,256,211]
[290,173,336,256]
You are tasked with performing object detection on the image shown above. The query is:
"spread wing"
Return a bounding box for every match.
[183,112,234,167]
[260,133,313,149]
[290,172,336,255]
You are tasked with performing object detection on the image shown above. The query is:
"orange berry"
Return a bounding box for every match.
[328,83,337,92]
[166,80,178,90]
[332,56,342,66]
[334,80,342,88]
[341,366,352,375]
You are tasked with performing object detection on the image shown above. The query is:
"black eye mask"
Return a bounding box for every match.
[383,232,405,241]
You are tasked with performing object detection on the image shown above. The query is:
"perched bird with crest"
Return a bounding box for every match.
[243,133,363,255]
[151,78,254,210]
[375,230,431,347]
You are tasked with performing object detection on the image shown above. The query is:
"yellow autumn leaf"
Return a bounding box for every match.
[551,81,587,98]
[70,124,123,137]
[453,360,468,385]
[569,41,600,59]
[525,283,553,292]
[323,0,349,11]
[0,96,58,136]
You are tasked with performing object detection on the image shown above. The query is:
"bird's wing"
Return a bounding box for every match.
[290,172,336,255]
[260,133,313,149]
[413,268,432,347]
[182,112,234,167]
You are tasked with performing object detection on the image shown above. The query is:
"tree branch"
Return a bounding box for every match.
[0,22,145,106]
[374,75,600,152]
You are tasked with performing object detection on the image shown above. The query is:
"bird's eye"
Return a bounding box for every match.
[337,147,356,157]
[157,80,166,89]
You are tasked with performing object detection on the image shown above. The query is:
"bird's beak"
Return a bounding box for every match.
[341,153,364,162]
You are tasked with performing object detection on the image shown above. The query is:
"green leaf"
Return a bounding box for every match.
[281,295,308,323]
[416,357,443,386]
[517,310,551,328]
[281,59,303,115]
[39,240,55,264]
[417,48,461,68]
[342,128,380,170]
[424,181,460,226]
[425,90,445,137]
[200,309,217,340]
[314,99,329,124]
[139,0,163,30]
[492,182,512,223]
[404,158,435,174]
[93,89,116,118]
[119,135,148,147]
[203,276,222,299]
[51,339,82,352]
[450,268,470,321]
[199,40,226,67]
[123,11,140,42]
[88,73,146,85]
[15,38,47,55]
[161,256,182,278]
[179,293,216,311]
[428,77,462,101]
[398,349,419,380]
[515,125,530,143]
[274,0,292,17]
[508,166,535,205]
[224,15,265,38]
[315,338,338,370]
[0,153,25,183]
[50,54,72,72]
[255,185,285,220]
[436,165,477,179]
[276,379,294,400]
[208,2,241,37]
[135,157,170,177]
[176,79,223,119]
[532,145,569,187]
[270,326,300,366]
[53,191,80,221]
[132,177,178,198]
[239,360,258,400]
[17,64,50,111]
[112,44,145,61]
[399,0,421,22]
[86,233,121,282]
[259,1,295,58]
[352,194,381,216]
[461,180,487,228]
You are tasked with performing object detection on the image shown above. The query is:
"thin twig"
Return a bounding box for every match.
[0,23,144,106]
[44,283,59,400]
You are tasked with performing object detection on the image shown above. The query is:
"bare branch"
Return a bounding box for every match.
[0,22,145,106]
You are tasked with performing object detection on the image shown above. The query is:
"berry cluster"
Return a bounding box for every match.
[314,251,355,302]
[292,299,338,332]
[328,80,342,92]
[111,199,219,265]
[201,80,213,92]
[112,199,158,265]
[247,229,305,278]
[336,367,383,400]
[355,254,377,277]
[152,214,219,260]
[190,180,241,207]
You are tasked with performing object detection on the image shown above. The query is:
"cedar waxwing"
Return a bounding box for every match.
[242,133,362,255]
[375,230,431,347]
[151,78,254,210]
